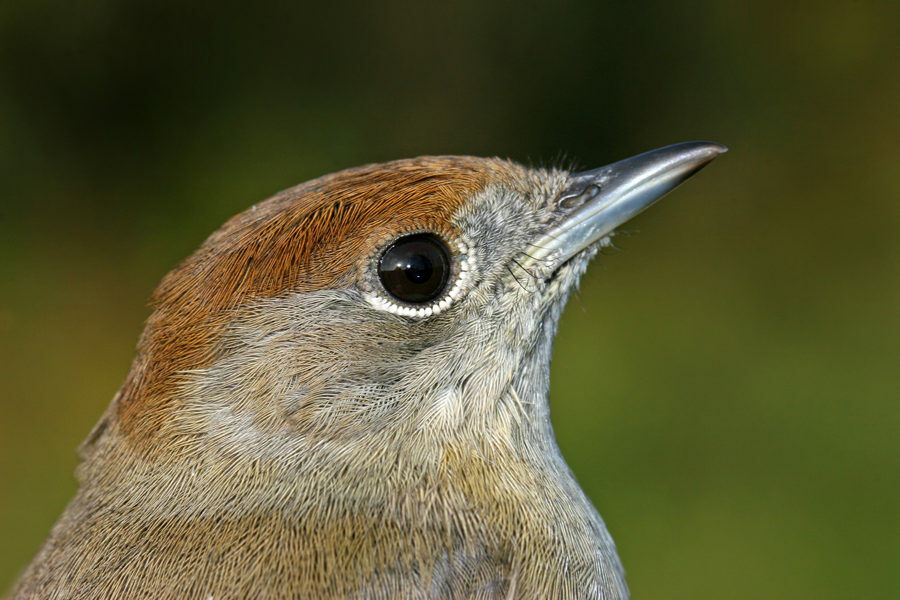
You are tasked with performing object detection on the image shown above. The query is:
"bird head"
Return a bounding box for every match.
[81,143,724,514]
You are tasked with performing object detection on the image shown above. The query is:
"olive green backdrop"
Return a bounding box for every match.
[1,1,897,598]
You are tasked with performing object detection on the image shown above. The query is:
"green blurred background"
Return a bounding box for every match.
[1,1,897,597]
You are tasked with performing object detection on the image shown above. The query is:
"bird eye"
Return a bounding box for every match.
[378,233,451,304]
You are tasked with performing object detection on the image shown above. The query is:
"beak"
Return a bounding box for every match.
[522,141,726,273]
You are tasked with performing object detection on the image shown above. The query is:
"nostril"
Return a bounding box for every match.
[558,183,601,210]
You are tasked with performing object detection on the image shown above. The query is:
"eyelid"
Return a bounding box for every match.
[362,230,475,318]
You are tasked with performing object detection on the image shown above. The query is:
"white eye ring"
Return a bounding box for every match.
[363,233,475,318]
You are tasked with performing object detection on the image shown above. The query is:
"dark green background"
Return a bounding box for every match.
[1,1,897,598]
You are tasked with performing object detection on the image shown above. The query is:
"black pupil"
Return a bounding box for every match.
[378,234,450,304]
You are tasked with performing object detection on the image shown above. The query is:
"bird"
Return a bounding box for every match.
[9,141,725,599]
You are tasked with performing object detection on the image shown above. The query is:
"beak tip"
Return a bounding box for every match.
[674,140,728,173]
[708,141,728,155]
[685,140,729,160]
